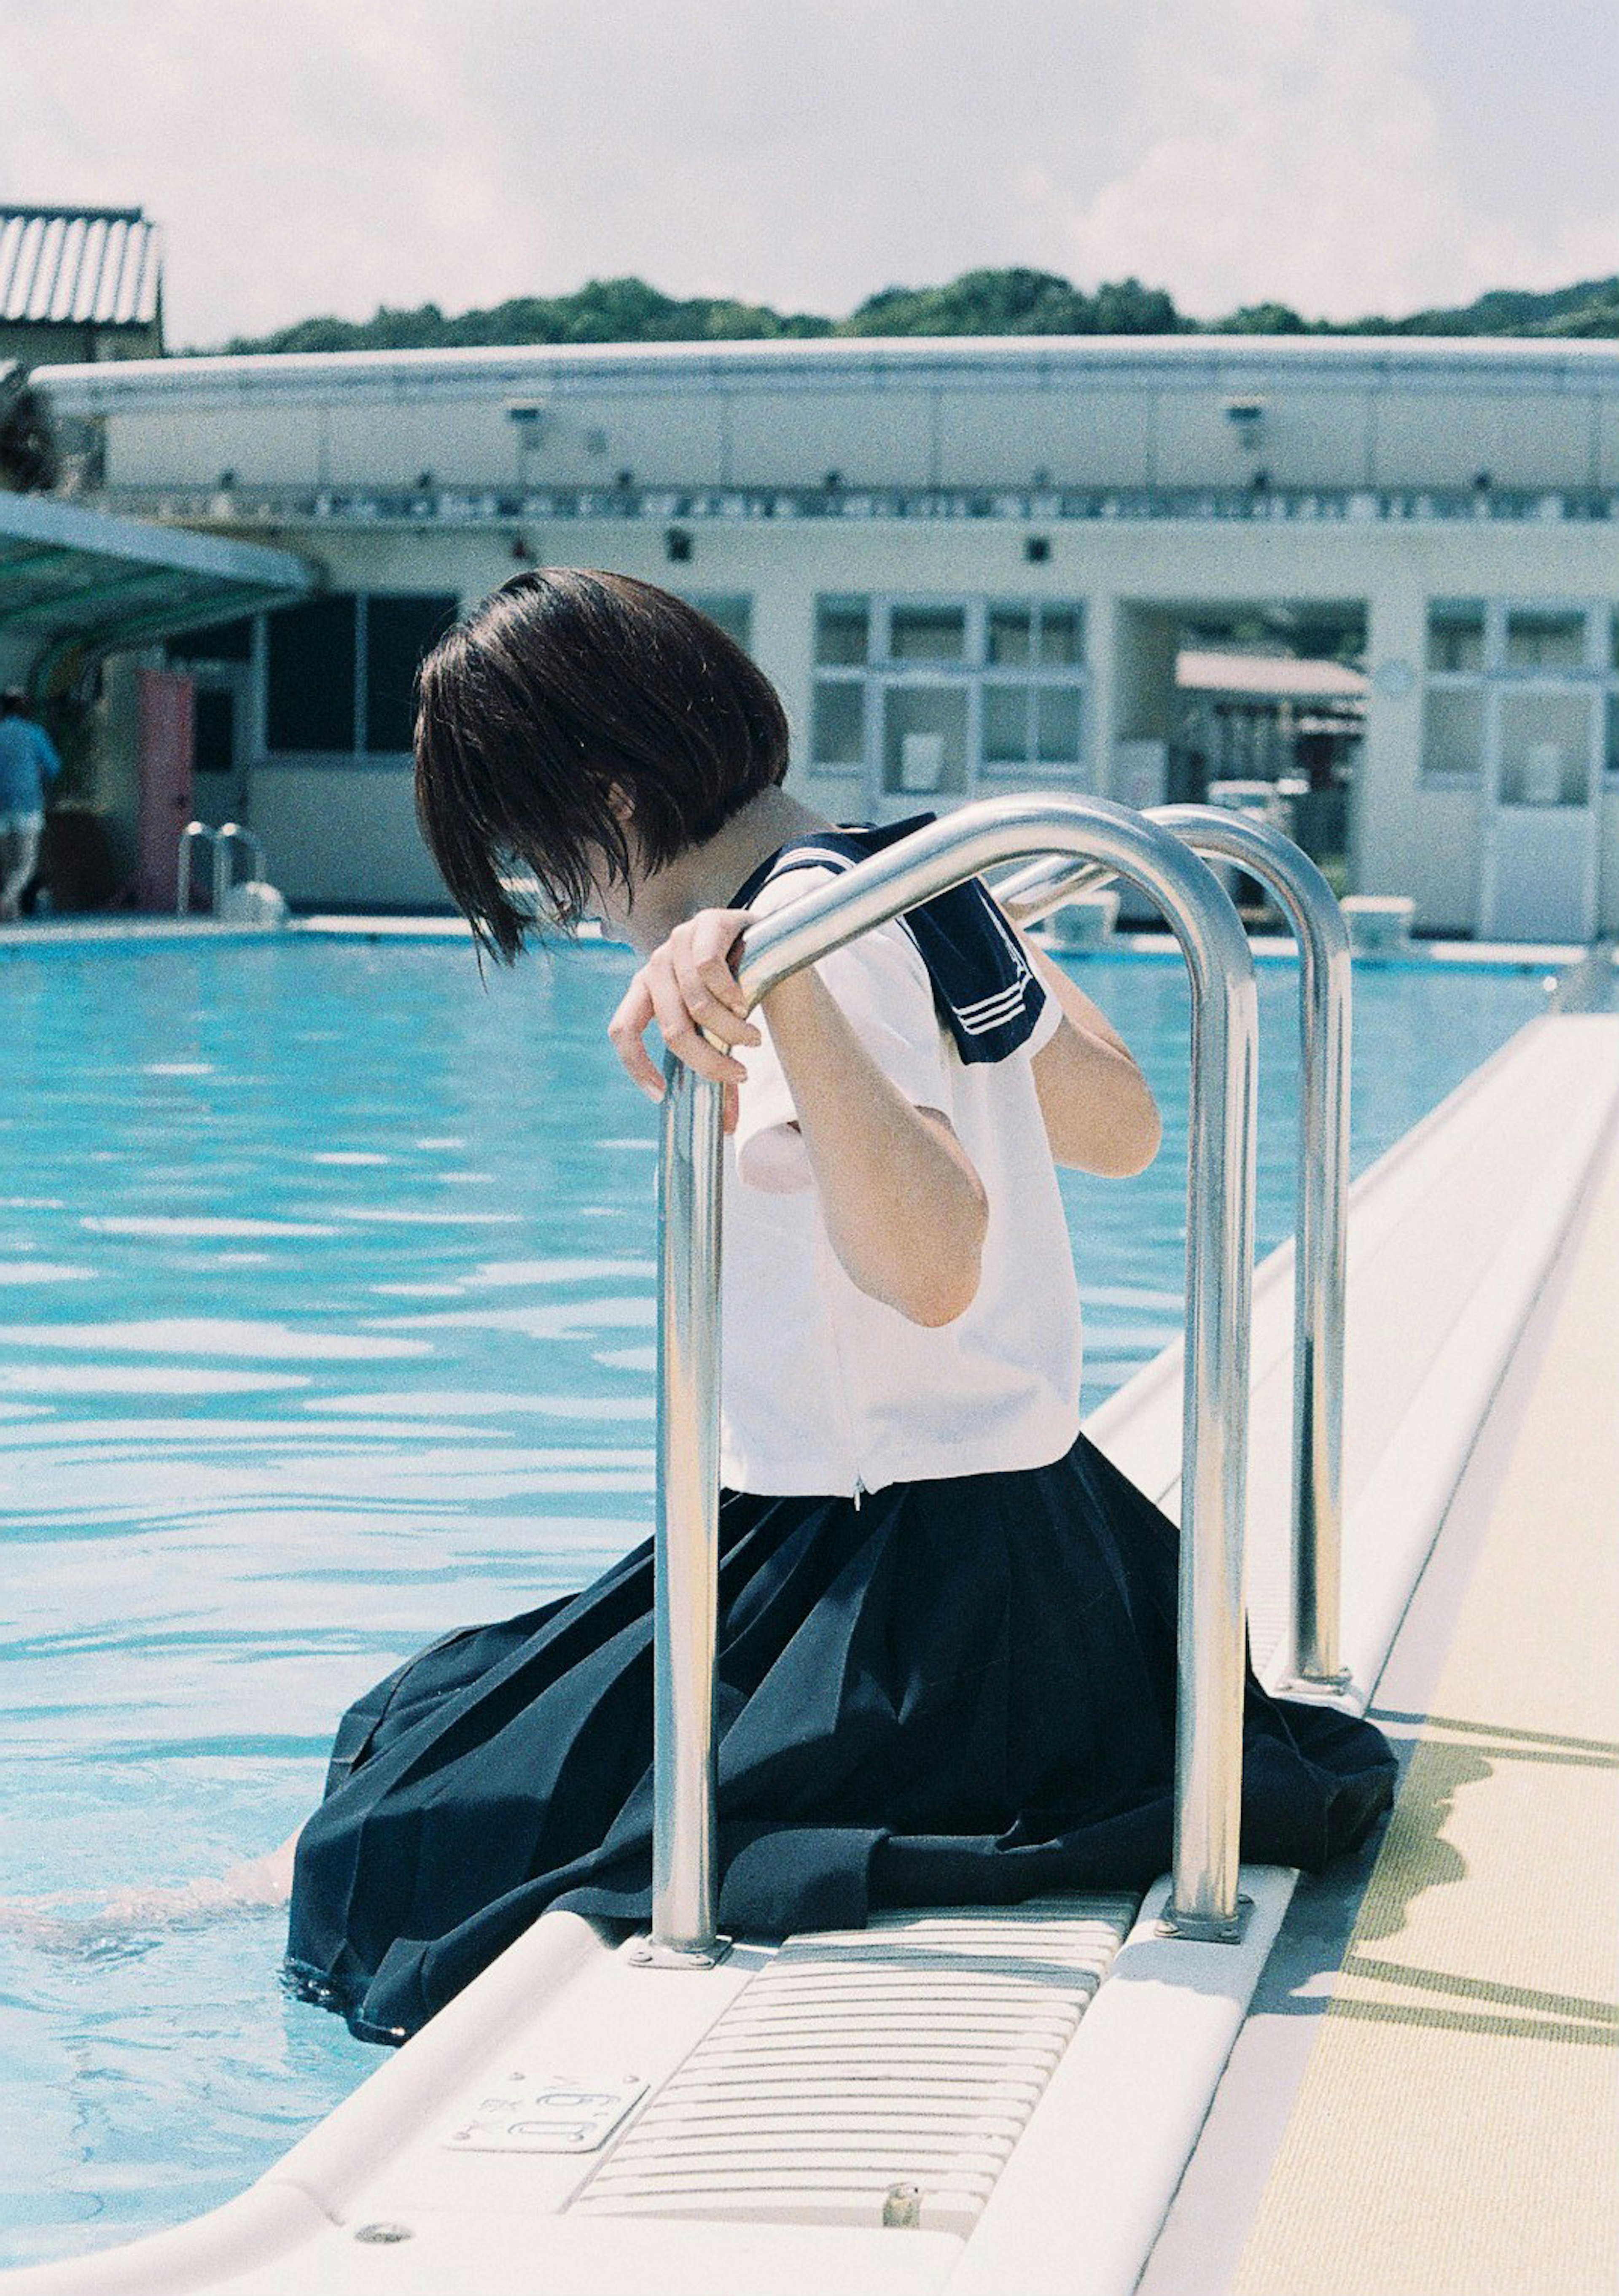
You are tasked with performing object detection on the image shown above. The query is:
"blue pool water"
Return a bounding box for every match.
[0,933,1551,2265]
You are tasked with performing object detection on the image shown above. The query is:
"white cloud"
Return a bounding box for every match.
[1,0,1613,344]
[1047,0,1619,319]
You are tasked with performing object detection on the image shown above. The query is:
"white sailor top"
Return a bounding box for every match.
[719,817,1084,1499]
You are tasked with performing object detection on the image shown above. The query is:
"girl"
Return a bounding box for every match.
[282,569,1395,2043]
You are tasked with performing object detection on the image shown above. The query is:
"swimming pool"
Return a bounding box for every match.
[0,933,1552,2266]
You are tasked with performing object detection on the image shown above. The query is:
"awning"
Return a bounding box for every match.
[1175,647,1367,701]
[0,488,315,689]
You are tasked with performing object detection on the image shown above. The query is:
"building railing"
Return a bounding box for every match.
[995,806,1352,1692]
[100,479,1619,533]
[638,794,1260,1970]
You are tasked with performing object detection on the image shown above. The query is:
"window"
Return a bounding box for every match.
[1504,609,1586,673]
[264,592,458,757]
[192,688,236,775]
[1420,600,1488,783]
[166,616,254,665]
[810,595,1089,797]
[987,608,1033,666]
[810,681,865,768]
[1037,685,1084,762]
[364,595,458,753]
[1424,598,1619,790]
[882,687,968,797]
[681,594,753,653]
[1425,601,1484,675]
[1420,688,1484,781]
[815,598,869,666]
[1039,608,1083,667]
[1497,690,1591,807]
[266,596,357,754]
[890,606,966,662]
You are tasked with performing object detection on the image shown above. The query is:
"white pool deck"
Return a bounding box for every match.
[1142,1039,1619,2296]
[3,987,1615,2292]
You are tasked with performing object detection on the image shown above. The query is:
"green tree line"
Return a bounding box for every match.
[209,266,1619,358]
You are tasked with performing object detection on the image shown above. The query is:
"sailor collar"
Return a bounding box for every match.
[729,813,1047,1066]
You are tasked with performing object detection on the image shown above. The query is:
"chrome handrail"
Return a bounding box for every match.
[215,823,266,913]
[179,821,273,919]
[177,820,218,916]
[995,809,1351,1692]
[217,822,266,885]
[644,794,1259,1967]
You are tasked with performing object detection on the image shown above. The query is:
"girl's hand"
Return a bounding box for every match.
[608,908,761,1130]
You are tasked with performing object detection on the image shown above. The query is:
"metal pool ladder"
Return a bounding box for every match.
[996,807,1352,1694]
[177,820,269,916]
[641,793,1271,1970]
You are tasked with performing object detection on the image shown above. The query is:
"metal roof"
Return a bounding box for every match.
[0,206,161,329]
[0,489,312,677]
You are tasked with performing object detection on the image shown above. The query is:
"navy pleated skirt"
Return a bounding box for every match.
[283,1429,1396,2044]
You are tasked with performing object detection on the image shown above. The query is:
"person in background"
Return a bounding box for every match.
[0,688,60,921]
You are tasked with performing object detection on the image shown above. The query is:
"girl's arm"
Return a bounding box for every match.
[609,908,988,1327]
[1012,921,1163,1176]
[756,964,988,1326]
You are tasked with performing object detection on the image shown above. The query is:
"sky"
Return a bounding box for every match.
[4,0,1617,347]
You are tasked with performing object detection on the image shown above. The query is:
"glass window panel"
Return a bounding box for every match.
[1425,601,1485,674]
[1036,684,1084,763]
[1504,608,1587,671]
[881,686,969,796]
[810,679,866,769]
[1606,692,1619,776]
[364,594,459,754]
[266,595,357,754]
[192,688,235,775]
[1420,687,1484,779]
[987,609,1033,666]
[1038,607,1084,666]
[687,594,752,651]
[1609,609,1619,673]
[167,616,254,665]
[815,598,869,665]
[983,684,1030,763]
[1498,689,1593,806]
[890,606,966,662]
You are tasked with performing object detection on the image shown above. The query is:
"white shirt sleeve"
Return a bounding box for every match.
[732,869,951,1195]
[1022,968,1066,1058]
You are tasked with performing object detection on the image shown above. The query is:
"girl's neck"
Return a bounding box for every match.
[621,786,833,955]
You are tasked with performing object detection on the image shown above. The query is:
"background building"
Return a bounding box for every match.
[33,334,1619,938]
[1,207,164,368]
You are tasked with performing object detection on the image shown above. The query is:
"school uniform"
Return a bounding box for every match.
[285,818,1395,2046]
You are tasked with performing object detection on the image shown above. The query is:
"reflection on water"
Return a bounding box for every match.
[0,937,1548,2264]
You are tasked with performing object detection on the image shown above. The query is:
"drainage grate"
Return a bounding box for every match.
[569,1897,1138,2237]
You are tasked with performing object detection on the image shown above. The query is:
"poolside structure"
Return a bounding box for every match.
[0,487,312,907]
[27,333,1619,939]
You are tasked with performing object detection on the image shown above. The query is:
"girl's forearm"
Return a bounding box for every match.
[759,968,988,1325]
[1016,928,1162,1175]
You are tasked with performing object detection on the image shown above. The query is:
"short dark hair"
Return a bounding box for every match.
[413,568,790,960]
